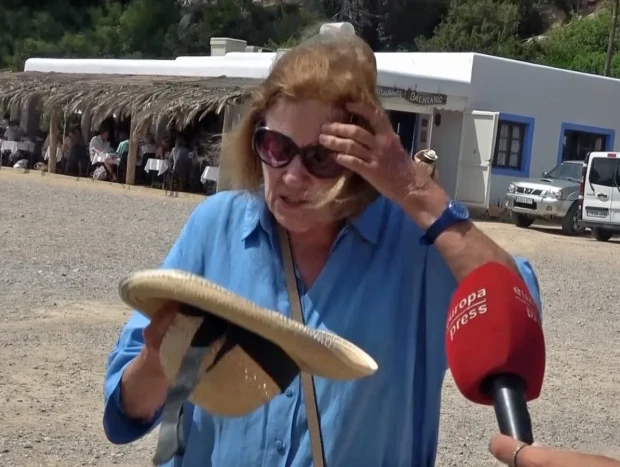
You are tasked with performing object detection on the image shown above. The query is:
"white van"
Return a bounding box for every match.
[579,151,620,242]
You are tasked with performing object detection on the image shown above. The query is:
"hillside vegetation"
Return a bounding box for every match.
[1,0,619,77]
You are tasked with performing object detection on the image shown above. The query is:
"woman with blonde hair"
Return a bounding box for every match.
[103,31,542,466]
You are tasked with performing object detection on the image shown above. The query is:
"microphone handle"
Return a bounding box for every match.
[487,373,534,444]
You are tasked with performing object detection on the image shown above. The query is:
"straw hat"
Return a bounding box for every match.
[414,149,438,164]
[119,269,378,417]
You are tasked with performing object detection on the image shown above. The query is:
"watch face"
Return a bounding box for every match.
[450,200,470,220]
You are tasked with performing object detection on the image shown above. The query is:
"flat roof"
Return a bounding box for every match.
[24,51,474,98]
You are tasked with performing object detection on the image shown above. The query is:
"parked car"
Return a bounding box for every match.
[579,151,620,242]
[504,160,585,235]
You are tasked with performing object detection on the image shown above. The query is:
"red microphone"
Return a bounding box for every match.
[446,261,545,444]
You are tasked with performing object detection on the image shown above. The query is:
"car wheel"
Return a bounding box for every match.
[511,212,534,228]
[561,202,586,236]
[592,227,613,242]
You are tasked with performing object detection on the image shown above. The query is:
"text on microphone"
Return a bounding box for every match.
[447,288,488,341]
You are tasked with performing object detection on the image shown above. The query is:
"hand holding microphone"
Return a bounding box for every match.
[489,434,620,467]
[447,262,620,467]
[446,261,546,444]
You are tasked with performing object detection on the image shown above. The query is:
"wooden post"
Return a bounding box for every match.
[81,111,91,141]
[217,102,247,192]
[48,112,59,174]
[126,118,138,185]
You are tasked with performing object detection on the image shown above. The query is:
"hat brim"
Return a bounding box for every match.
[414,150,438,163]
[119,269,378,380]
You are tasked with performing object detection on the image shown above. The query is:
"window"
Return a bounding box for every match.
[493,120,526,170]
[562,130,606,162]
[589,158,617,187]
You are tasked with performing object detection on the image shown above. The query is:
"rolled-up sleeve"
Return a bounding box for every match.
[513,255,543,319]
[103,200,208,444]
[103,313,161,444]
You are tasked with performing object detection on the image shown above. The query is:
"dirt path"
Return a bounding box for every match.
[1,169,620,466]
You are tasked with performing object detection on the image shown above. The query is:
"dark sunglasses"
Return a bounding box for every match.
[252,126,344,179]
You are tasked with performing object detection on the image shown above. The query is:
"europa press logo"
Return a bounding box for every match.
[446,287,488,341]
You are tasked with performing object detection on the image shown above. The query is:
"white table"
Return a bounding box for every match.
[200,166,220,184]
[144,158,169,176]
[1,140,35,154]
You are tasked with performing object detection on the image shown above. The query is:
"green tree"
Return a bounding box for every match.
[530,7,620,77]
[416,0,527,58]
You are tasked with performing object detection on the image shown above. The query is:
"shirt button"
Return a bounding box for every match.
[285,389,293,398]
[275,439,285,454]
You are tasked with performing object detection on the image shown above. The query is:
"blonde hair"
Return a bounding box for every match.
[222,32,381,220]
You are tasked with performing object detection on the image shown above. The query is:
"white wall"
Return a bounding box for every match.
[374,52,474,85]
[469,54,620,204]
[431,110,463,199]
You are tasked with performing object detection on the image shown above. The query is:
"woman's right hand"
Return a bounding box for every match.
[120,306,178,421]
[143,305,178,354]
[490,434,620,467]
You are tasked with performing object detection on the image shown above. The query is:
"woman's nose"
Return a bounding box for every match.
[282,154,309,186]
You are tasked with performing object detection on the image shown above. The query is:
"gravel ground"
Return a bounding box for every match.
[1,169,619,467]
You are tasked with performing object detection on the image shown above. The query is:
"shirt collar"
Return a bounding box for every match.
[241,192,386,245]
[349,195,385,244]
[241,193,273,240]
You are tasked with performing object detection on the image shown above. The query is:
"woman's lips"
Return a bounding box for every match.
[280,195,308,207]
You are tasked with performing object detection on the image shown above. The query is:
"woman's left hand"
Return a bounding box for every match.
[318,102,431,203]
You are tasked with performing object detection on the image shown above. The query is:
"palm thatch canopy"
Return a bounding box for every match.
[0,71,259,134]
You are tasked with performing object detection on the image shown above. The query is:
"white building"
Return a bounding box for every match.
[24,36,620,208]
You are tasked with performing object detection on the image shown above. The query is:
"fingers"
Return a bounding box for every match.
[321,121,376,150]
[332,153,371,174]
[143,302,178,351]
[490,435,525,464]
[346,101,392,134]
[490,435,548,467]
[490,435,620,467]
[318,134,371,161]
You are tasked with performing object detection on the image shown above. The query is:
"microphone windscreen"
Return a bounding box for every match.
[446,262,545,405]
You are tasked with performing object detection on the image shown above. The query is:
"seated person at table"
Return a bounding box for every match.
[139,132,156,159]
[89,128,116,181]
[114,132,130,182]
[155,138,171,160]
[89,128,112,162]
[3,120,23,141]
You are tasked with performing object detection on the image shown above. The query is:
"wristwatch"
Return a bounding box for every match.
[421,199,470,245]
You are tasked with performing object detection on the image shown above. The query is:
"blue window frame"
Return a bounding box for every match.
[556,122,615,165]
[491,113,535,178]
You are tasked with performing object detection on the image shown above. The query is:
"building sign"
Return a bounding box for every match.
[377,86,447,106]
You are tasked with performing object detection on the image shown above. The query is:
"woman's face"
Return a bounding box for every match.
[261,99,345,233]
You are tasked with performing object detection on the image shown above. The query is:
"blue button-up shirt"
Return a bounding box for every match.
[103,190,542,467]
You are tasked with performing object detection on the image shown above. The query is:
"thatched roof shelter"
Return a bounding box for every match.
[0,71,259,133]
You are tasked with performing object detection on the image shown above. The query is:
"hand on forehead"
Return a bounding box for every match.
[264,100,356,147]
